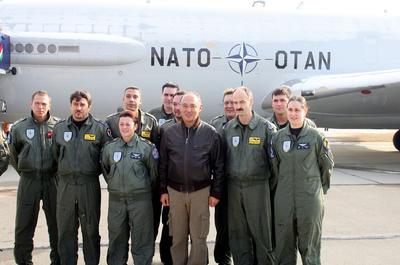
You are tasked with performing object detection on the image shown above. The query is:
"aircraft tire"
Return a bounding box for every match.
[393,130,400,151]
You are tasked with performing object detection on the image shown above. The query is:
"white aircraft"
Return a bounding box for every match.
[0,0,400,149]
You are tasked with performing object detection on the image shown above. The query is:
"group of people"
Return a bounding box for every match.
[1,82,334,265]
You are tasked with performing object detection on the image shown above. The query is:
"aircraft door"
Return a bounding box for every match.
[0,33,10,74]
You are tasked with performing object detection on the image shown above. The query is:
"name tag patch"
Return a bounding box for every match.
[297,143,310,150]
[141,130,151,139]
[84,134,96,141]
[131,152,143,159]
[248,137,260,145]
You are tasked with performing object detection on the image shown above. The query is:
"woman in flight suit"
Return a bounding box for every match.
[270,96,334,265]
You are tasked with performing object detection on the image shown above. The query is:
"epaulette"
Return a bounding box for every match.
[53,118,66,127]
[265,120,277,131]
[138,136,155,147]
[52,116,61,122]
[106,112,119,119]
[12,117,28,127]
[93,117,107,127]
[210,114,225,123]
[144,111,157,122]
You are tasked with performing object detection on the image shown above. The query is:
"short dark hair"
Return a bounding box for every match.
[118,110,136,123]
[272,86,292,99]
[174,90,186,97]
[162,82,179,93]
[222,88,234,101]
[124,86,140,94]
[70,90,92,106]
[31,90,51,103]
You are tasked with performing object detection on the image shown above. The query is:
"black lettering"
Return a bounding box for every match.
[275,50,287,69]
[167,48,179,66]
[304,51,315,70]
[151,47,164,66]
[319,51,331,70]
[198,48,210,67]
[182,48,195,67]
[290,51,302,69]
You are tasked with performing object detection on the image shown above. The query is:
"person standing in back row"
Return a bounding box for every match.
[209,88,235,265]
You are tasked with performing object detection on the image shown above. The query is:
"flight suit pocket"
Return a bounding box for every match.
[199,213,210,239]
[17,145,34,171]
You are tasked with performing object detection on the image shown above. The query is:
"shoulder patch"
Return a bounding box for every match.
[323,138,330,151]
[152,147,159,160]
[106,112,119,119]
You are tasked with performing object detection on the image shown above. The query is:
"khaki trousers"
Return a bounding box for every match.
[168,186,210,265]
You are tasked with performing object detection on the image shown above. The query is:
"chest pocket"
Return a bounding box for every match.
[295,141,317,172]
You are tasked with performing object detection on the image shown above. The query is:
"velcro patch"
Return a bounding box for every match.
[84,134,96,141]
[248,137,261,145]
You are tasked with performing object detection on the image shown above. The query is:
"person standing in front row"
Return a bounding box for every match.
[222,86,276,265]
[209,88,235,265]
[52,90,111,265]
[158,89,186,265]
[270,96,334,265]
[10,91,60,265]
[160,92,224,265]
[102,110,159,265]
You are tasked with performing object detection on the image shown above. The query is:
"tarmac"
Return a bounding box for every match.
[0,129,399,265]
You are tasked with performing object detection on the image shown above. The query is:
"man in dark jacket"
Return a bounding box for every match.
[159,92,224,265]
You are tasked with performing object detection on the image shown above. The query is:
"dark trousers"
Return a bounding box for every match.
[107,196,154,265]
[160,206,173,265]
[214,190,231,265]
[57,179,101,265]
[14,175,60,265]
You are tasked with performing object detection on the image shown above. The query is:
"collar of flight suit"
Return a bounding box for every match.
[231,111,260,130]
[30,111,51,124]
[116,133,139,148]
[282,119,311,138]
[66,113,94,127]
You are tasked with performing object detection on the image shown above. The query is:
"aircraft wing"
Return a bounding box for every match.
[261,69,400,109]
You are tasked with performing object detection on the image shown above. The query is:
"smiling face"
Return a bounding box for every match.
[119,116,136,142]
[223,93,235,120]
[287,100,308,128]
[181,93,202,126]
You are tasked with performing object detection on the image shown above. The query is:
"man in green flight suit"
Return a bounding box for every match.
[10,91,60,265]
[209,88,235,265]
[102,110,159,265]
[148,82,179,127]
[269,86,316,129]
[52,90,111,265]
[222,86,276,265]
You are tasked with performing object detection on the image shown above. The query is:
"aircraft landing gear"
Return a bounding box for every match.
[393,130,400,151]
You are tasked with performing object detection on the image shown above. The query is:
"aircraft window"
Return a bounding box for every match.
[15,43,24,53]
[48,44,57,54]
[37,44,46,53]
[58,45,79,53]
[9,44,14,53]
[25,44,34,53]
